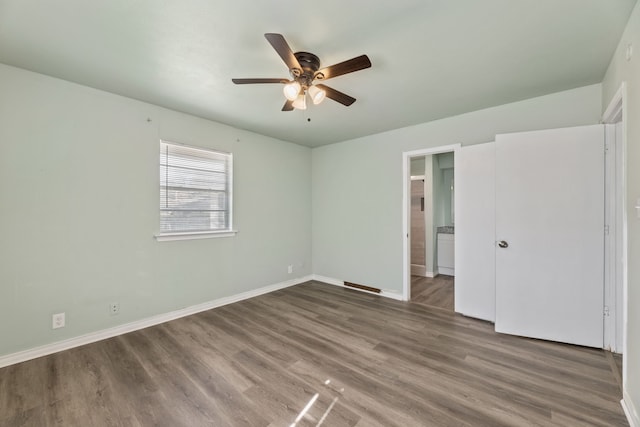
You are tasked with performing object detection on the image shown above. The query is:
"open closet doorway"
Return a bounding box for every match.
[403,144,460,309]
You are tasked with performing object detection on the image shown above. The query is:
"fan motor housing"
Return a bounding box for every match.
[294,51,323,82]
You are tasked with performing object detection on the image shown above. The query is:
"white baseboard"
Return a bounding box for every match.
[311,274,344,287]
[311,274,404,301]
[409,265,436,278]
[623,390,639,427]
[438,267,455,276]
[0,275,312,369]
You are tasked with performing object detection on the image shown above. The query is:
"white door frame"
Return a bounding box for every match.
[402,144,460,301]
[602,83,627,358]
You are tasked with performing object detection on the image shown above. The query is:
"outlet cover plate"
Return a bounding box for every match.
[52,312,65,329]
[109,302,120,315]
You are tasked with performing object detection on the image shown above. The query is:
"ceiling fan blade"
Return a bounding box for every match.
[282,99,294,111]
[232,78,288,84]
[316,55,371,80]
[264,33,302,72]
[316,84,356,106]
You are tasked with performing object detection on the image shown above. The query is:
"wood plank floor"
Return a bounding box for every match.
[411,275,454,311]
[0,281,628,426]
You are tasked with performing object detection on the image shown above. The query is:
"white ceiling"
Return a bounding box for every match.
[0,1,636,147]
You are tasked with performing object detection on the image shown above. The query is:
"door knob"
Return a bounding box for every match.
[498,240,509,248]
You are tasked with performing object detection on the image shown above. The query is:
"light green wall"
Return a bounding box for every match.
[602,1,640,421]
[0,64,312,357]
[435,153,454,228]
[424,158,434,275]
[431,155,444,230]
[441,168,454,226]
[431,155,443,271]
[312,84,602,293]
[437,152,454,169]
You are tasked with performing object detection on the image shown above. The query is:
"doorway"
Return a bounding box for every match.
[402,144,460,303]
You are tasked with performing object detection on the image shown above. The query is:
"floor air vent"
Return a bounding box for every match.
[344,281,381,294]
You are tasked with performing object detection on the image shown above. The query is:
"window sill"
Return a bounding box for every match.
[154,230,238,242]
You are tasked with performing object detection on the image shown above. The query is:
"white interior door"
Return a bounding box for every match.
[495,125,604,348]
[455,142,496,322]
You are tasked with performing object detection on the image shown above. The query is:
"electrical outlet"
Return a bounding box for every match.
[287,265,293,274]
[109,302,120,316]
[52,312,65,329]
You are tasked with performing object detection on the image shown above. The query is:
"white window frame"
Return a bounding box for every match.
[155,140,237,242]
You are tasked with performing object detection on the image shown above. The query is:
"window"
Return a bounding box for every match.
[157,141,234,240]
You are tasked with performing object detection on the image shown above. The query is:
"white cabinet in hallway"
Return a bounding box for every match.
[437,233,455,276]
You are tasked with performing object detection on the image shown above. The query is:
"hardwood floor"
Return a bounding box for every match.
[411,274,454,311]
[0,281,627,426]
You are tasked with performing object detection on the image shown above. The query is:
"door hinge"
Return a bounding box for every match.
[604,225,610,235]
[604,306,610,317]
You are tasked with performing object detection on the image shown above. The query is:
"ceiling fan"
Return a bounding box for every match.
[232,33,372,111]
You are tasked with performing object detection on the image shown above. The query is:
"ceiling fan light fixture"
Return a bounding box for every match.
[283,81,301,101]
[232,34,371,111]
[308,85,326,105]
[292,93,307,110]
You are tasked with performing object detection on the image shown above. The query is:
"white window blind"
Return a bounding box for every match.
[159,141,232,234]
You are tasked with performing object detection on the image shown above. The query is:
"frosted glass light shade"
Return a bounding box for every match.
[283,81,301,101]
[308,85,326,105]
[292,93,307,110]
